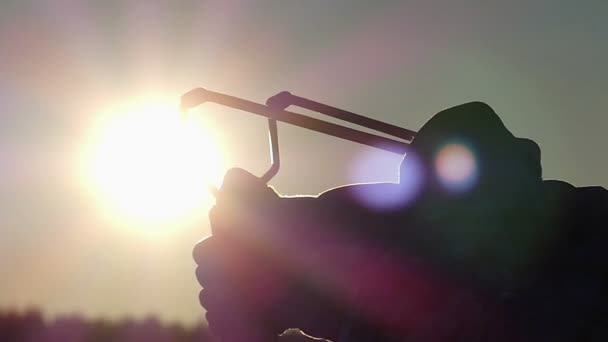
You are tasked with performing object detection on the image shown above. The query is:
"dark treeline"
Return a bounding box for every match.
[0,311,318,342]
[0,310,213,342]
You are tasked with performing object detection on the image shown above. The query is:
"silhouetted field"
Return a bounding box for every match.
[0,310,212,342]
[0,310,323,342]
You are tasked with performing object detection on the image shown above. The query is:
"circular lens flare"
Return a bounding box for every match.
[435,143,477,192]
[349,148,422,210]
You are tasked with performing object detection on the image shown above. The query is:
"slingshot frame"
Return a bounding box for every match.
[180,88,416,183]
[181,87,419,341]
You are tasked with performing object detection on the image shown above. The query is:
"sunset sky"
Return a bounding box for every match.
[0,0,606,326]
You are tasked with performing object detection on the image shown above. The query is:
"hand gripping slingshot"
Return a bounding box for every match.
[181,88,417,342]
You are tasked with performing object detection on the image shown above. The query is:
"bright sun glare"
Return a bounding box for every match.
[83,99,225,229]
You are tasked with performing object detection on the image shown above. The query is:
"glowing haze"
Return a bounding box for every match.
[0,0,606,326]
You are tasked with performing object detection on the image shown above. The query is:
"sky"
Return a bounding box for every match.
[0,0,607,326]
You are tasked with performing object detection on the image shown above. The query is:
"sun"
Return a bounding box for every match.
[82,98,225,229]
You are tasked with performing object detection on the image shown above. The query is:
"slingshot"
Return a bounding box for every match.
[180,88,416,183]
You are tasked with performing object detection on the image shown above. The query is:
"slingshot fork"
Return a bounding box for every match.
[180,88,414,184]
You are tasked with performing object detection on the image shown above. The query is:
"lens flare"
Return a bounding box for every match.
[349,149,422,210]
[434,143,477,192]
